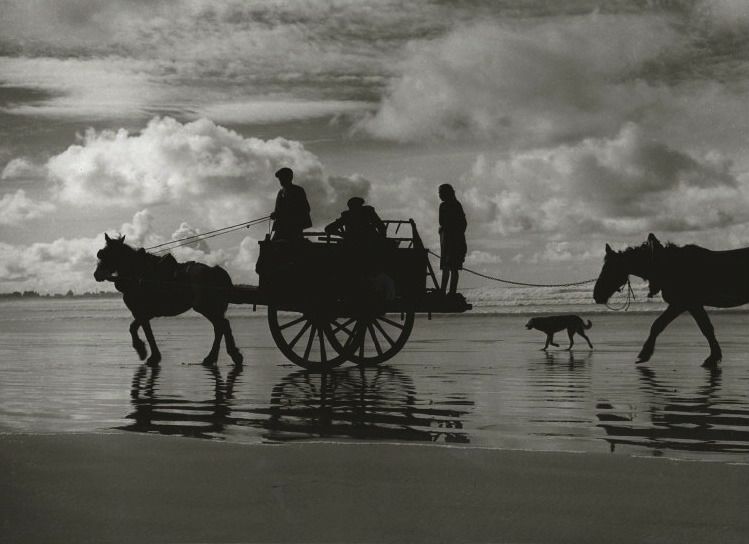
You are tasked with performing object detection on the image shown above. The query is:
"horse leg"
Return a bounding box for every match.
[141,320,161,366]
[129,319,147,360]
[222,318,244,366]
[202,318,224,366]
[637,304,683,363]
[688,306,722,367]
[565,328,574,351]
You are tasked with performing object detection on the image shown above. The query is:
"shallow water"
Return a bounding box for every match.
[2,298,749,462]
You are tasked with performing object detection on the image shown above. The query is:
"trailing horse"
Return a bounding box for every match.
[94,234,244,366]
[593,233,749,367]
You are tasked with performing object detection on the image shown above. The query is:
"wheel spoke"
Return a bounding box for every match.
[358,324,365,359]
[368,323,383,356]
[269,307,350,370]
[342,325,358,350]
[288,320,312,348]
[318,327,327,363]
[279,315,306,330]
[372,318,395,346]
[331,318,355,335]
[379,315,404,330]
[303,324,317,360]
[345,310,414,367]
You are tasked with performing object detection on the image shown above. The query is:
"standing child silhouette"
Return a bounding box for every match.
[438,183,467,296]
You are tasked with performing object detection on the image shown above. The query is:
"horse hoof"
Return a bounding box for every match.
[635,356,649,364]
[134,345,147,360]
[146,353,161,366]
[701,357,721,368]
[230,352,244,366]
[202,357,218,367]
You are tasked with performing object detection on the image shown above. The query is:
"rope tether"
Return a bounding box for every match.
[146,216,271,254]
[426,249,636,311]
[134,218,635,311]
[427,250,597,288]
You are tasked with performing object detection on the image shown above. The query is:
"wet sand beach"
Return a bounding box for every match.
[2,299,749,542]
[3,433,749,544]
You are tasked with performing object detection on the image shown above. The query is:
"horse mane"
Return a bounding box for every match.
[114,240,179,279]
[619,240,706,297]
[620,240,688,255]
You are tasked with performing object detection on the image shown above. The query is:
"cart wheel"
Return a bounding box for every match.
[268,306,357,371]
[345,311,415,367]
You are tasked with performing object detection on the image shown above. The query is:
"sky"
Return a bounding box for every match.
[2,0,749,294]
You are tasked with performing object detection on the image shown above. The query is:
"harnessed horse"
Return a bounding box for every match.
[594,233,749,367]
[94,234,243,366]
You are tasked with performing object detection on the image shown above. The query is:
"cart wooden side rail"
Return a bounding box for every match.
[231,219,471,370]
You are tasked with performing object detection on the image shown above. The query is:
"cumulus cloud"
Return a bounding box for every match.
[0,236,102,294]
[359,16,686,143]
[520,242,597,264]
[697,0,749,27]
[168,222,211,254]
[0,190,55,225]
[466,250,502,265]
[0,208,263,294]
[46,116,370,227]
[460,123,749,237]
[116,209,160,249]
[2,157,45,180]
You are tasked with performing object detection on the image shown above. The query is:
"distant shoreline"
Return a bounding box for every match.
[0,292,120,300]
[2,294,749,318]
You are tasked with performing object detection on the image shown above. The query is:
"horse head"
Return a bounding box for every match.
[594,233,664,304]
[94,233,127,282]
[593,243,629,304]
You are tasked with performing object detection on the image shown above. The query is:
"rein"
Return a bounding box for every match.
[605,278,635,311]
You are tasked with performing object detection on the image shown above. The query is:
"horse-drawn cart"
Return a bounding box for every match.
[234,220,472,370]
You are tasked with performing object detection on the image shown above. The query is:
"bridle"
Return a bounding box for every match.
[605,278,635,311]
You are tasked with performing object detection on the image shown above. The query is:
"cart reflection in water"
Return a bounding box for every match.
[118,365,473,445]
[261,368,471,443]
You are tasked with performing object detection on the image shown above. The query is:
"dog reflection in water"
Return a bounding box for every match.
[525,315,594,351]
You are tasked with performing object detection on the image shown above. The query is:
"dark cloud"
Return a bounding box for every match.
[461,123,749,236]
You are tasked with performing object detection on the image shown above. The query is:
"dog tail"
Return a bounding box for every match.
[584,319,592,329]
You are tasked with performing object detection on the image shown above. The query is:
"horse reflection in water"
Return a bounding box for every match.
[118,364,243,439]
[596,366,749,456]
[119,365,472,444]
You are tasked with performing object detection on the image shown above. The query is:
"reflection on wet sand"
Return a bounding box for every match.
[118,365,244,439]
[597,366,749,455]
[542,350,592,369]
[119,365,473,444]
[261,367,471,443]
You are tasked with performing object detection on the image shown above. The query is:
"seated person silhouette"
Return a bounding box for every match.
[270,167,312,241]
[324,197,386,242]
[326,198,393,313]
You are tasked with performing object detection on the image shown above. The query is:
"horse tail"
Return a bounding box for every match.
[584,320,592,329]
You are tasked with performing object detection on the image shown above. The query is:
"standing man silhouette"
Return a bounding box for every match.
[270,167,311,240]
[438,183,467,296]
